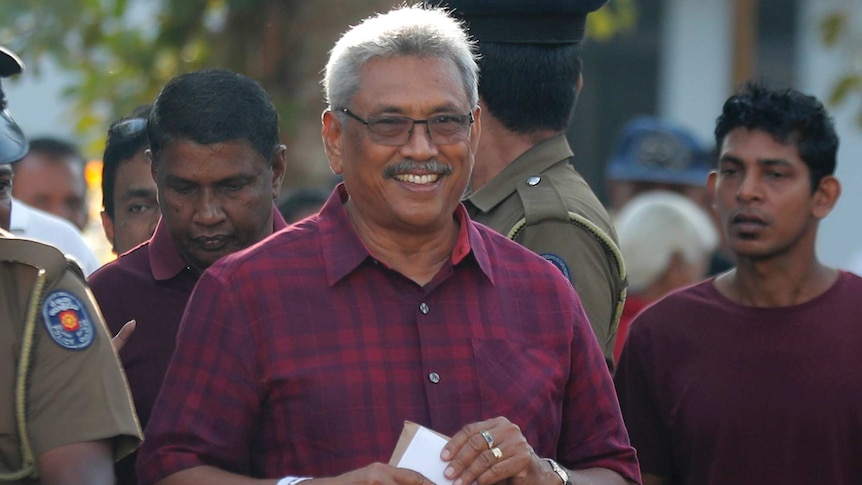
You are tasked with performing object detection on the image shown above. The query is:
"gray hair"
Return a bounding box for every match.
[323,5,479,111]
[615,191,718,293]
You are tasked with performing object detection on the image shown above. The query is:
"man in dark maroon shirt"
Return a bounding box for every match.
[137,5,639,485]
[88,69,288,485]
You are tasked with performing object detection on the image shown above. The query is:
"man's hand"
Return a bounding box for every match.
[112,319,136,352]
[441,417,552,485]
[158,462,436,485]
[327,462,435,485]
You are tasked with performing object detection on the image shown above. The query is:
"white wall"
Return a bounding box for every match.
[658,0,733,143]
[798,0,862,269]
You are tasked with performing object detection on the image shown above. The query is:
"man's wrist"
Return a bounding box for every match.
[544,458,572,485]
[276,476,313,485]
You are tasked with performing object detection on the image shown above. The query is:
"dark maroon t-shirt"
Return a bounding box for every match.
[615,272,862,485]
[89,207,286,485]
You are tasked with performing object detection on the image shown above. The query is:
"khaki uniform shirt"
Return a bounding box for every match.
[0,230,141,483]
[465,135,626,370]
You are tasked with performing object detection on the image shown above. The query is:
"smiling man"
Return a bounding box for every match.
[88,69,288,485]
[137,6,639,485]
[615,83,862,485]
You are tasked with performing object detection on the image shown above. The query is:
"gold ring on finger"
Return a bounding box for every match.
[491,446,503,460]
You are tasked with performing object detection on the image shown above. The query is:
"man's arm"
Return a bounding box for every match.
[156,466,276,485]
[569,467,638,485]
[156,463,435,485]
[38,439,114,485]
[640,473,667,485]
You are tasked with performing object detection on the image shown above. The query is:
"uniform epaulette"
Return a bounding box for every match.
[65,255,86,282]
[0,236,69,283]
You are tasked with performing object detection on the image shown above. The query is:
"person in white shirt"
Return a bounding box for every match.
[0,46,101,276]
[9,197,100,275]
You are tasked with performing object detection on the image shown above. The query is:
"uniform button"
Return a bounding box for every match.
[419,302,429,314]
[527,176,542,186]
[429,372,440,384]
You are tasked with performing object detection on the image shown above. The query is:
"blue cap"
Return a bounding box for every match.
[606,116,711,187]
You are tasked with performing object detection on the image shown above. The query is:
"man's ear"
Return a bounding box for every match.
[812,175,841,219]
[100,210,116,254]
[147,149,159,184]
[270,144,288,200]
[706,170,718,210]
[322,110,344,176]
[469,105,481,154]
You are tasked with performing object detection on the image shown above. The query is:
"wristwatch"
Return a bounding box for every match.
[545,458,572,485]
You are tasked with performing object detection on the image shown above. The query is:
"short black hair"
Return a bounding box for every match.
[148,69,280,163]
[277,187,329,223]
[24,136,85,166]
[715,82,839,191]
[477,42,582,134]
[102,104,151,220]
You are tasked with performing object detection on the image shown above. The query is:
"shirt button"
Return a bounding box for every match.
[527,176,542,186]
[419,302,429,314]
[429,372,440,384]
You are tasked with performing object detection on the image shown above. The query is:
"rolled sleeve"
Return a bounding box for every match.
[558,287,641,483]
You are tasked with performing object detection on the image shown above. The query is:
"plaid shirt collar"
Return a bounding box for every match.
[319,183,496,287]
[149,206,288,281]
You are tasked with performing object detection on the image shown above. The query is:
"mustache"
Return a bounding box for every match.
[383,159,453,179]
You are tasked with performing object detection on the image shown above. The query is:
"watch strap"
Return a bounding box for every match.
[544,458,572,485]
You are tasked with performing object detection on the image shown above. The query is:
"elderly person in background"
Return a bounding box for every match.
[612,190,718,360]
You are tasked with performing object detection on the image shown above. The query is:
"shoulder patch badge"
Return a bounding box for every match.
[540,253,572,282]
[41,290,96,350]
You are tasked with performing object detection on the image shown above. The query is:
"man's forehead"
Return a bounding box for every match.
[21,151,81,166]
[354,56,470,109]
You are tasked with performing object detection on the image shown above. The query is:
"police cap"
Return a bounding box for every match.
[431,0,608,44]
[0,46,27,165]
[0,46,23,77]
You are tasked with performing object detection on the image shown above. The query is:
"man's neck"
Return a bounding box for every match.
[471,112,560,191]
[715,253,838,307]
[345,200,460,287]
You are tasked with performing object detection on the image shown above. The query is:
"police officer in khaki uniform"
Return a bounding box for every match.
[0,46,141,485]
[435,0,626,369]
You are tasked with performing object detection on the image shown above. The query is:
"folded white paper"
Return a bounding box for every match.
[392,423,453,485]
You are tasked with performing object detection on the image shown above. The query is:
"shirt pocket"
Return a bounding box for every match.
[471,337,566,439]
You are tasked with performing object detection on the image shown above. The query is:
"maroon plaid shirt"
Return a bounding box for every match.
[137,185,639,484]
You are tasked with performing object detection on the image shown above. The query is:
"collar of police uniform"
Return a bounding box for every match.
[465,134,574,212]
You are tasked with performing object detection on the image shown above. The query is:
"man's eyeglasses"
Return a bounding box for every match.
[108,118,147,139]
[338,108,473,146]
